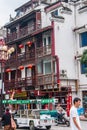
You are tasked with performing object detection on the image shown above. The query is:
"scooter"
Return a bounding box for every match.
[55,113,70,127]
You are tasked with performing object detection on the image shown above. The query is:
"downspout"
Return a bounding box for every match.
[54,55,60,87]
[51,21,60,89]
[74,2,79,93]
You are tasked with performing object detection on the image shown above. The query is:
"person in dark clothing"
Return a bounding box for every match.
[1,107,11,130]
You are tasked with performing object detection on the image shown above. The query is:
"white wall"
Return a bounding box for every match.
[54,6,77,79]
[75,3,87,88]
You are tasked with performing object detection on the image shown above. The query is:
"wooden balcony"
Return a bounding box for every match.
[6,45,52,68]
[6,25,36,43]
[36,45,52,57]
[6,50,35,67]
[4,77,36,90]
[7,32,17,42]
[4,74,57,91]
[37,74,57,86]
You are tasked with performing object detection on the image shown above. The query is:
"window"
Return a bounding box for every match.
[43,38,46,46]
[44,61,51,74]
[43,35,51,54]
[81,63,87,74]
[51,10,58,17]
[80,32,87,47]
[38,61,43,74]
[43,36,51,46]
[26,68,31,77]
[48,36,51,46]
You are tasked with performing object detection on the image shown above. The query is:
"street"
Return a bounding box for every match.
[16,121,86,130]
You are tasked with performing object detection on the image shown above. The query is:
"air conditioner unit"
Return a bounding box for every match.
[60,69,67,77]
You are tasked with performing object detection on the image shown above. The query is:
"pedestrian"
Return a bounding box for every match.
[70,97,82,130]
[56,103,63,113]
[1,107,11,130]
[56,103,64,121]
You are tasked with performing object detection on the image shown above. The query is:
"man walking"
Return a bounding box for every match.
[70,97,82,130]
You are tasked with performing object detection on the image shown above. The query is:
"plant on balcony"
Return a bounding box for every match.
[81,49,87,76]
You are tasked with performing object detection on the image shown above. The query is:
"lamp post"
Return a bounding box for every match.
[0,43,14,120]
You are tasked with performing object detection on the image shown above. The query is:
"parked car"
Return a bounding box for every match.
[14,109,57,130]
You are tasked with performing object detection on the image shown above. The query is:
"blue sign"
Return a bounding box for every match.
[77,108,84,116]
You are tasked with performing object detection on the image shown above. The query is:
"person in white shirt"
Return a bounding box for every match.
[70,97,82,130]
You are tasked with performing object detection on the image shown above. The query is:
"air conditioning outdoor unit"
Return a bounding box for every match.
[60,69,67,77]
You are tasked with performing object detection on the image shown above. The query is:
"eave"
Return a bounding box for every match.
[4,9,40,28]
[45,1,62,13]
[32,26,53,36]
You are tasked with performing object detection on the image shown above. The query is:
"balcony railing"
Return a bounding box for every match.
[4,74,57,90]
[6,50,35,67]
[36,45,52,57]
[4,77,36,90]
[6,25,36,42]
[37,74,57,86]
[7,32,17,42]
[6,45,52,67]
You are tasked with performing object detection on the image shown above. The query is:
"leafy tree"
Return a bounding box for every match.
[81,49,87,76]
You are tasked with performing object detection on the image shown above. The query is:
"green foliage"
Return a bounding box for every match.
[81,49,87,75]
[81,49,87,65]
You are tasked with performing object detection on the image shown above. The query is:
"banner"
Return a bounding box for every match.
[2,98,54,104]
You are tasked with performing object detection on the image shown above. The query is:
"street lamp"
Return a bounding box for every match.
[0,44,14,118]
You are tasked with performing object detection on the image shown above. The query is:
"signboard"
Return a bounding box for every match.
[14,91,27,98]
[2,98,55,104]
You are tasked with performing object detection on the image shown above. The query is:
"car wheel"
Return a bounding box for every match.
[46,126,51,130]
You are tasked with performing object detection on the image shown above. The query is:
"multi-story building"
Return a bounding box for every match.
[3,0,87,111]
[73,0,87,110]
[4,0,61,101]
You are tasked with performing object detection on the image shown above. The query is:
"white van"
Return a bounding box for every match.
[14,109,57,130]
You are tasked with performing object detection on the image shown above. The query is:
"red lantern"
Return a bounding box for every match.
[27,41,32,47]
[19,66,24,70]
[57,79,60,85]
[27,64,33,69]
[6,68,11,73]
[19,44,24,48]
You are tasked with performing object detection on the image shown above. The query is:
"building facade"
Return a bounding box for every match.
[3,0,87,111]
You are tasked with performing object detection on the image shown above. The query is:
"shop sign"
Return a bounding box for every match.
[2,98,54,104]
[14,91,27,98]
[41,99,54,104]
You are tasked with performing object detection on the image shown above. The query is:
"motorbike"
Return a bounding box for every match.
[55,113,70,127]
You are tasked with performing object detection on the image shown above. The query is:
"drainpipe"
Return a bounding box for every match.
[51,21,60,89]
[54,55,60,87]
[74,2,79,93]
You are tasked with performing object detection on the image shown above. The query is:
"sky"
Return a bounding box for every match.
[0,0,29,27]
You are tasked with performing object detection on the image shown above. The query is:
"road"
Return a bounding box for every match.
[16,121,86,130]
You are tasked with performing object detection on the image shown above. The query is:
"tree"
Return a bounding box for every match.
[81,49,87,76]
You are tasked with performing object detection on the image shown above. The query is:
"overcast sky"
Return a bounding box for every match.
[0,0,29,27]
